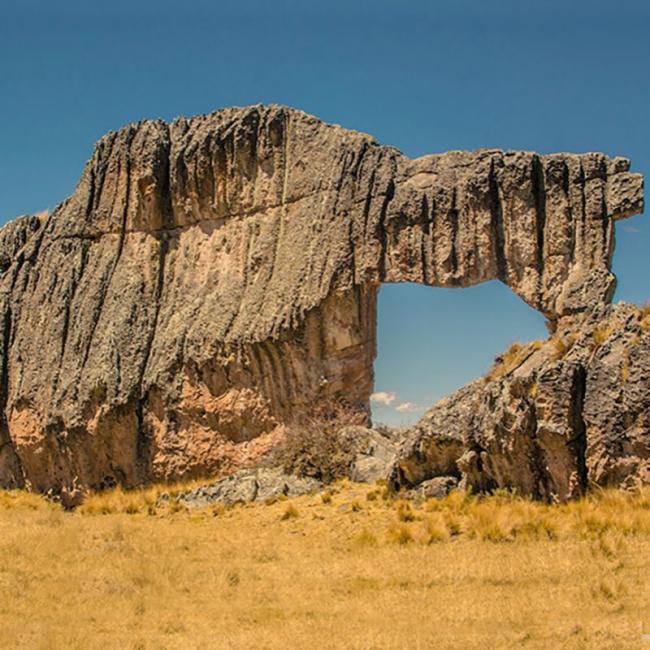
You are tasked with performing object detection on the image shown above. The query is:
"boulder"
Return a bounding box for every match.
[412,476,460,500]
[348,426,403,483]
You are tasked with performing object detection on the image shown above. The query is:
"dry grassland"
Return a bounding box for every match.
[0,483,649,649]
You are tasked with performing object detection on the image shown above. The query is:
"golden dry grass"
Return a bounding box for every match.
[551,332,576,360]
[592,323,615,348]
[639,303,650,331]
[1,483,649,649]
[485,340,543,382]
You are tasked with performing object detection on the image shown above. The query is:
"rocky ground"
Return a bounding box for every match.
[165,425,403,508]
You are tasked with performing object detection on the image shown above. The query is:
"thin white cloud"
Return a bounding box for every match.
[623,225,641,233]
[395,401,423,413]
[370,391,396,406]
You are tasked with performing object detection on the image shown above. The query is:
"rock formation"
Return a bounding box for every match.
[0,104,643,496]
[389,303,650,500]
[162,468,323,509]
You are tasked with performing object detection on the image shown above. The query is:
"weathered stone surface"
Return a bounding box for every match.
[0,104,643,495]
[412,476,460,500]
[348,426,403,483]
[166,467,322,508]
[389,303,650,500]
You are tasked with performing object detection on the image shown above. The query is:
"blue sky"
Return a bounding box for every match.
[1,0,648,425]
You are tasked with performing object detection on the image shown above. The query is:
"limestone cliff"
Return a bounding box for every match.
[0,104,643,494]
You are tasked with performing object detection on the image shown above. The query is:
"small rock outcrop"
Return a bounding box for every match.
[165,468,322,508]
[0,104,644,495]
[348,426,402,484]
[389,303,650,501]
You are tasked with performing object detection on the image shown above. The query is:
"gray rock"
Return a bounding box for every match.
[168,468,322,508]
[412,476,460,500]
[349,426,403,483]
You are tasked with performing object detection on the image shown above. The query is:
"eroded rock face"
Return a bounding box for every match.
[389,303,650,500]
[0,104,643,494]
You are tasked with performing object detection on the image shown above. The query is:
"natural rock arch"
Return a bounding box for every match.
[0,105,643,493]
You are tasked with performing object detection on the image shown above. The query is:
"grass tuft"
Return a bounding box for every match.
[486,340,543,382]
[388,523,414,545]
[395,500,416,522]
[638,302,650,326]
[551,333,576,360]
[424,513,449,543]
[591,324,614,347]
[280,504,299,520]
[353,528,378,547]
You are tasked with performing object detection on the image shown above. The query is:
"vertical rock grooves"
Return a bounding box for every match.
[78,127,136,377]
[531,154,547,305]
[419,195,430,285]
[488,157,507,282]
[448,187,459,280]
[0,104,643,493]
[377,178,395,281]
[0,215,43,487]
[135,234,169,479]
[0,305,23,487]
